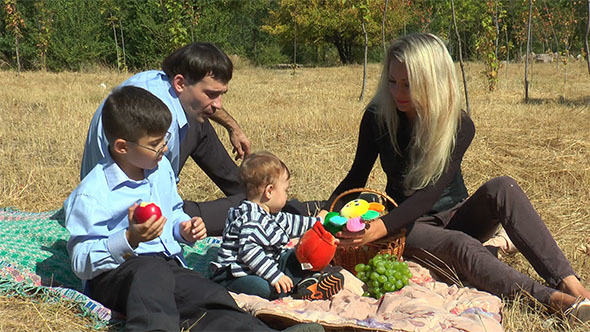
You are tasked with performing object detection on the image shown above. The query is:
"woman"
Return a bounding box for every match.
[322,33,590,321]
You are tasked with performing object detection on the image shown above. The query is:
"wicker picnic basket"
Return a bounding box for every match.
[329,188,406,274]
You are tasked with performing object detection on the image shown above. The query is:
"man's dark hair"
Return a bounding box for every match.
[102,86,172,144]
[162,42,233,84]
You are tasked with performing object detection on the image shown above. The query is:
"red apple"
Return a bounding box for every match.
[134,202,162,224]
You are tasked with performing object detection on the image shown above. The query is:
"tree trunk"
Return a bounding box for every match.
[586,0,590,75]
[293,20,297,74]
[451,0,470,114]
[359,18,368,101]
[120,19,126,72]
[333,39,351,65]
[494,0,499,59]
[382,0,389,56]
[15,34,21,76]
[525,0,532,103]
[111,17,120,73]
[505,24,509,62]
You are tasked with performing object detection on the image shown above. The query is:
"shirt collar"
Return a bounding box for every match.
[102,149,157,191]
[160,72,188,133]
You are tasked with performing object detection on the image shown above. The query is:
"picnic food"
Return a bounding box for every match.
[134,202,162,224]
[354,253,412,299]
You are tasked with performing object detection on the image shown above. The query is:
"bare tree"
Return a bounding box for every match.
[110,15,120,73]
[382,0,389,55]
[586,0,590,75]
[525,0,533,103]
[359,15,369,101]
[120,19,127,72]
[451,0,470,114]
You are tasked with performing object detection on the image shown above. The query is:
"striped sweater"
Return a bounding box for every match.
[213,200,321,285]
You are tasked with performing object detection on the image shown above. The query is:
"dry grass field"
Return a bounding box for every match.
[0,59,589,331]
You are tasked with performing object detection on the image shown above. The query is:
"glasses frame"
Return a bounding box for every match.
[127,132,171,156]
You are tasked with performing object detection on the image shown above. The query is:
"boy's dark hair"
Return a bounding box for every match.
[102,86,172,144]
[162,42,233,84]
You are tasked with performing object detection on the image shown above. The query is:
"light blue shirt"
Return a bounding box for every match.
[80,70,188,181]
[65,151,193,281]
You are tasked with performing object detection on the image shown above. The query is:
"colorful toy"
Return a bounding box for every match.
[323,199,385,235]
[134,202,162,224]
[295,222,337,271]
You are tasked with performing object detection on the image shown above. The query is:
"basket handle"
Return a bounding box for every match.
[329,187,398,212]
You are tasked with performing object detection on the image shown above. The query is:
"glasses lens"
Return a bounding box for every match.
[157,133,171,155]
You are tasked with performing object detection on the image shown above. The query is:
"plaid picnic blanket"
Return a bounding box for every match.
[0,207,221,329]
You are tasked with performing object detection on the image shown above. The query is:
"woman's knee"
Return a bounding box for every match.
[483,176,519,194]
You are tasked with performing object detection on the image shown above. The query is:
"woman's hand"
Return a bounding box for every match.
[335,218,388,247]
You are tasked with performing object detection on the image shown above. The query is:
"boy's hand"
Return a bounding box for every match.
[273,275,293,294]
[180,216,207,242]
[126,203,166,249]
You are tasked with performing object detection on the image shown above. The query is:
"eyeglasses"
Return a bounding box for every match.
[127,132,171,156]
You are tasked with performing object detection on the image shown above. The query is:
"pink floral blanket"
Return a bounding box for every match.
[231,261,504,332]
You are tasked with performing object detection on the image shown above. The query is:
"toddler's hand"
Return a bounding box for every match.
[316,209,329,218]
[180,216,207,242]
[126,203,166,249]
[274,275,293,294]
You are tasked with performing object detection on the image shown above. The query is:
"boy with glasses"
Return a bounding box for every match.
[65,86,323,332]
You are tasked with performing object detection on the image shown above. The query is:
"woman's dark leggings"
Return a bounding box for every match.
[404,176,575,305]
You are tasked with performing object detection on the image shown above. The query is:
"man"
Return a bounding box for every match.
[81,42,320,235]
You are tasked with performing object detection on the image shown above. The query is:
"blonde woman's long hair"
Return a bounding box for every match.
[371,33,462,194]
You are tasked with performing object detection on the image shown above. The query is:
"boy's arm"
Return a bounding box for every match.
[277,212,322,238]
[237,224,284,285]
[65,194,135,280]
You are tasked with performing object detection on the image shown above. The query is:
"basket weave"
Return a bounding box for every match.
[329,188,406,274]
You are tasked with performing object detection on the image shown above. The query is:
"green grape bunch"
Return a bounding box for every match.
[354,253,413,299]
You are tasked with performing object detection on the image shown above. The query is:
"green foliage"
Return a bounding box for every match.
[263,0,387,64]
[254,42,289,66]
[475,0,504,91]
[0,0,589,71]
[45,0,110,71]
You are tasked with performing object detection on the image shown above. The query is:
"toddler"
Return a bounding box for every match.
[212,151,343,300]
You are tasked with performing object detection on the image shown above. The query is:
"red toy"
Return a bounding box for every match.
[134,202,162,224]
[295,222,337,271]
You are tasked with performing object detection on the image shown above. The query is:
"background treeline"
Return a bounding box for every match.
[1,0,588,72]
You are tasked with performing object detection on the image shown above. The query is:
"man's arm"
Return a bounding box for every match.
[210,108,251,160]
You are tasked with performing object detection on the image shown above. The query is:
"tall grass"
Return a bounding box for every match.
[0,60,589,331]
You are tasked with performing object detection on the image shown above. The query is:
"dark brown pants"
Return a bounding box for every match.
[404,176,575,305]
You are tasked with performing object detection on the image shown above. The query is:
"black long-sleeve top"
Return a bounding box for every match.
[325,107,475,234]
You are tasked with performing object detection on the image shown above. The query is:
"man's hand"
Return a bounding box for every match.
[126,203,166,249]
[335,218,388,248]
[273,275,293,294]
[228,127,251,161]
[180,216,207,242]
[209,108,251,160]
